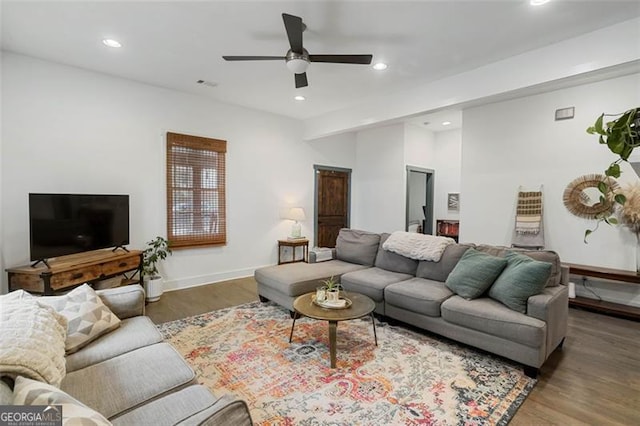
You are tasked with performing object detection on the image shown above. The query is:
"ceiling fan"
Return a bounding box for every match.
[222,13,373,89]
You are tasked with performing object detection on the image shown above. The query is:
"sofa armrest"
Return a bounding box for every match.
[96,285,145,319]
[560,265,570,286]
[527,285,568,356]
[176,393,253,426]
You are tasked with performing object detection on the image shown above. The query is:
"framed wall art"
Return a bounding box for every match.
[447,193,460,211]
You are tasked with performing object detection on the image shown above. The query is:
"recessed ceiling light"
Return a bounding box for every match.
[372,62,388,71]
[530,0,550,5]
[102,39,122,48]
[442,121,452,126]
[294,95,306,101]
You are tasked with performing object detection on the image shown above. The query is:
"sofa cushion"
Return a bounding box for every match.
[488,251,552,313]
[445,248,508,299]
[476,245,561,287]
[341,267,413,302]
[66,316,164,372]
[13,376,111,426]
[375,233,418,275]
[335,228,381,266]
[441,295,546,347]
[255,260,369,297]
[61,343,195,419]
[416,243,473,282]
[39,284,121,354]
[385,278,454,317]
[113,386,252,426]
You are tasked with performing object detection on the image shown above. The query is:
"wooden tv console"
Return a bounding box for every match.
[6,249,143,295]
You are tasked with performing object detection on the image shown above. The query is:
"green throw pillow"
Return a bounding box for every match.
[445,248,508,299]
[488,251,552,313]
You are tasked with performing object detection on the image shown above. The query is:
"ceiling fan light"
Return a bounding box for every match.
[286,58,309,74]
[294,95,306,101]
[373,62,388,71]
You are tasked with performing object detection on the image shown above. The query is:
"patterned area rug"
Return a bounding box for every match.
[158,301,535,425]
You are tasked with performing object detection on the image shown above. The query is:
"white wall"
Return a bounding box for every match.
[0,51,3,292]
[461,73,640,306]
[0,53,356,293]
[404,123,436,169]
[434,129,462,222]
[352,124,405,233]
[352,122,444,234]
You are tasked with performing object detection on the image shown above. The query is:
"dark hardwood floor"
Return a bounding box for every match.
[146,278,640,425]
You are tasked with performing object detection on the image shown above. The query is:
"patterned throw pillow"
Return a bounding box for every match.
[13,376,112,426]
[38,284,121,354]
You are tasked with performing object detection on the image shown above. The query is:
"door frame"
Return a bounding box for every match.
[405,166,435,234]
[314,164,352,246]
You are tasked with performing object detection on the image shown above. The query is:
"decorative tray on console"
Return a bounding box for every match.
[312,295,352,310]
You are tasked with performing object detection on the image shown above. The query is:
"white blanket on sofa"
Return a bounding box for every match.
[0,294,67,387]
[383,231,455,262]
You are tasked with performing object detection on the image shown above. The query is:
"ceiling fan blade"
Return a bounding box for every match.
[222,56,285,61]
[295,73,308,88]
[282,13,303,53]
[309,54,373,64]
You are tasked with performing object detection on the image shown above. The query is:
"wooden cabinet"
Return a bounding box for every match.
[6,249,143,295]
[436,220,459,242]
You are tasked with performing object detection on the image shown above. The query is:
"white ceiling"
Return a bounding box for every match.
[2,1,639,121]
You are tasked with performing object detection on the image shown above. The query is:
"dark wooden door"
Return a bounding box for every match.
[316,168,350,248]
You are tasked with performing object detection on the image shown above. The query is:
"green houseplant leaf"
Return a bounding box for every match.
[582,107,640,242]
[143,236,172,278]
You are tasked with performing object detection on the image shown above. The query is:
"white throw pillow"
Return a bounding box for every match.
[13,376,112,426]
[0,298,67,386]
[38,284,121,354]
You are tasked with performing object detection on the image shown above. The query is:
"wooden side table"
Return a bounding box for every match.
[278,239,309,265]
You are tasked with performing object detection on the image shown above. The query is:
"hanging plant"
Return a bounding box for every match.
[582,107,640,242]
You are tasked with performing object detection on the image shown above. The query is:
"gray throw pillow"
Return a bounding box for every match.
[335,229,381,266]
[488,251,552,313]
[445,248,508,299]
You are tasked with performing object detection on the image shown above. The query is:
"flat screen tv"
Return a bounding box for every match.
[29,193,130,261]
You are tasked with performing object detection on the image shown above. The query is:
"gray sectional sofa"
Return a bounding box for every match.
[255,228,568,377]
[0,285,252,425]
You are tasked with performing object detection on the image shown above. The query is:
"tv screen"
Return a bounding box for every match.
[29,193,130,261]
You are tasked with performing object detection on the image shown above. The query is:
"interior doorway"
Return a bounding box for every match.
[406,166,434,234]
[314,165,351,248]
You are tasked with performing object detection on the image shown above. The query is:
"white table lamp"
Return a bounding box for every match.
[286,207,306,238]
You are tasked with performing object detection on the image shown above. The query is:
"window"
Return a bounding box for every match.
[166,132,226,248]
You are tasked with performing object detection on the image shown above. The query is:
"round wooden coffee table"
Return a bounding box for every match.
[289,292,377,368]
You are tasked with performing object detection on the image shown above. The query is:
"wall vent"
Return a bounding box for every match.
[555,107,575,121]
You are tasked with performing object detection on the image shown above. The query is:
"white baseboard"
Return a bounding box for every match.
[162,264,271,292]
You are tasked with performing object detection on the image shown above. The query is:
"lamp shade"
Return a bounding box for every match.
[286,58,309,74]
[286,207,306,222]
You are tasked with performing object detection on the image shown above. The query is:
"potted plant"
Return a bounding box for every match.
[142,236,172,302]
[583,107,640,241]
[321,276,341,302]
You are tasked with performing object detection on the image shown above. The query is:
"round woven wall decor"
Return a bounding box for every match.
[563,174,619,219]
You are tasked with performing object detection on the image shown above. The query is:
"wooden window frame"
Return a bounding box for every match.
[166,132,227,249]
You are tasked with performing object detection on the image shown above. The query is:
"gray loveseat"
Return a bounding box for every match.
[0,285,252,425]
[255,229,568,377]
